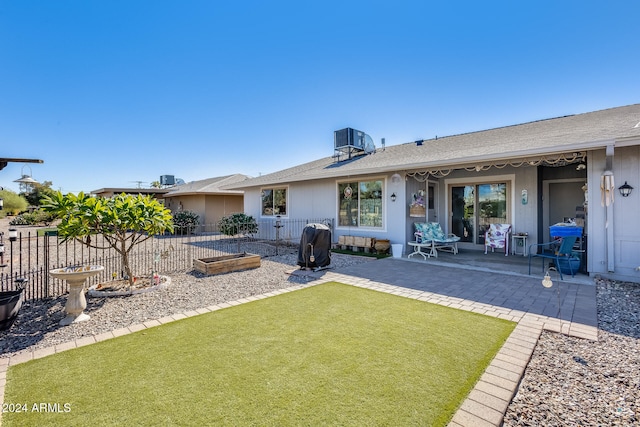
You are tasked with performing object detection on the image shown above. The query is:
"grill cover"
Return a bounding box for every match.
[297,223,332,268]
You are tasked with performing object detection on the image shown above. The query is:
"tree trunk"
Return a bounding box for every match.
[120,239,134,287]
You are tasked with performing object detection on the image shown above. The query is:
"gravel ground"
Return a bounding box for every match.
[0,250,374,357]
[504,278,640,426]
[2,245,639,426]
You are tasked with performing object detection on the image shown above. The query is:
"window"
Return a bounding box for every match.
[261,188,287,216]
[338,179,383,228]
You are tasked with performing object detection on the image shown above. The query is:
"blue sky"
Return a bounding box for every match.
[1,1,639,194]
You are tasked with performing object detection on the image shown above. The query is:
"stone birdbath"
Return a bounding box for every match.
[50,265,104,326]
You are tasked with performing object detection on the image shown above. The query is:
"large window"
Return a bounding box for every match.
[261,187,287,216]
[338,180,383,228]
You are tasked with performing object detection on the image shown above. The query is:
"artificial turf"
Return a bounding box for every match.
[3,282,515,426]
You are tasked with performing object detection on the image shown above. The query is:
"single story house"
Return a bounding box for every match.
[224,104,640,282]
[91,187,171,199]
[163,174,247,225]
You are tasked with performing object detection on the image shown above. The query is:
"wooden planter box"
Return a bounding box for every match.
[338,235,355,246]
[353,236,373,248]
[193,253,261,275]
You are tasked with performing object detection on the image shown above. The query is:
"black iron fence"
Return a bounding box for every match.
[0,217,333,301]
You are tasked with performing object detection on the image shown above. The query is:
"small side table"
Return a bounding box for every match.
[512,234,528,256]
[407,241,437,259]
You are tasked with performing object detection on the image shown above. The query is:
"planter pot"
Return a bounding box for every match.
[50,265,104,326]
[373,239,391,254]
[391,244,403,258]
[194,253,261,275]
[557,257,581,275]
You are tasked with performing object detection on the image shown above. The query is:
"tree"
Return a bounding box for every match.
[23,181,56,206]
[42,192,174,287]
[0,189,28,216]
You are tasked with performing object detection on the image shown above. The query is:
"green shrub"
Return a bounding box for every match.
[9,210,57,226]
[218,213,258,236]
[172,210,199,234]
[0,189,28,216]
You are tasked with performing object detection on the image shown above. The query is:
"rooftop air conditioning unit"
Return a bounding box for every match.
[334,128,365,150]
[334,128,375,160]
[160,175,175,186]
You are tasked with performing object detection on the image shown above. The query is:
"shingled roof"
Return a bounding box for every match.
[164,174,249,196]
[225,104,640,189]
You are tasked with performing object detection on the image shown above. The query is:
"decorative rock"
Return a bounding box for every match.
[504,278,640,426]
[0,252,373,357]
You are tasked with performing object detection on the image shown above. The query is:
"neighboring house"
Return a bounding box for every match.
[225,104,640,282]
[163,174,248,225]
[92,187,170,199]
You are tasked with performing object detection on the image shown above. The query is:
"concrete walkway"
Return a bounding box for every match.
[0,256,598,427]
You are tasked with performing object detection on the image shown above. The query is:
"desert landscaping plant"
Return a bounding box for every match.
[217,212,258,236]
[0,189,28,217]
[9,209,57,226]
[41,192,174,287]
[172,209,199,234]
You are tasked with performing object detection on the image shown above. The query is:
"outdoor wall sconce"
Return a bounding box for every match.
[618,181,634,197]
[8,228,17,242]
[390,193,397,202]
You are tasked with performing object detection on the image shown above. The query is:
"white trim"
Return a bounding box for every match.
[259,185,289,218]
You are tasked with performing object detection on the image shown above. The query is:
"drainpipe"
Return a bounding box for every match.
[605,145,615,272]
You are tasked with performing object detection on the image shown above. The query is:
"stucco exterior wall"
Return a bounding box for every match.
[165,194,243,226]
[204,195,244,223]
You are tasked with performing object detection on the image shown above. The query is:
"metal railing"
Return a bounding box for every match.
[0,217,334,301]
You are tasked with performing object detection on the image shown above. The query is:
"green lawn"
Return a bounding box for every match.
[3,282,515,426]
